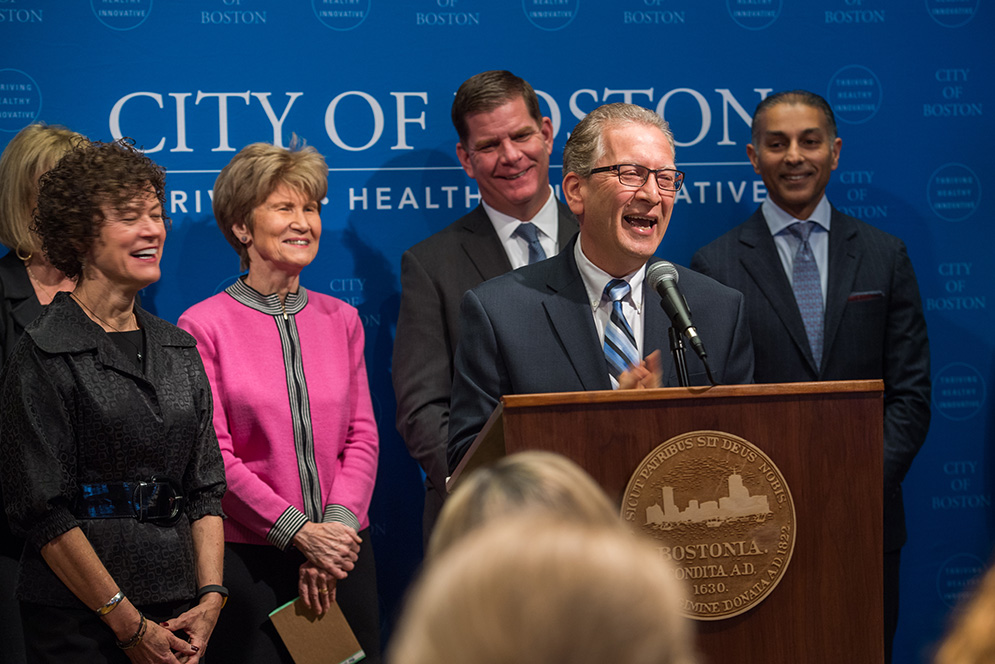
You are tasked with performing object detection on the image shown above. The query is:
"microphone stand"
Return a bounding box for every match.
[669,326,690,387]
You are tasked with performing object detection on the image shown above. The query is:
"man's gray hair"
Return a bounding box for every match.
[563,103,676,177]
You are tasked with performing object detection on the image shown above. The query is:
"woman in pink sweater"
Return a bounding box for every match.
[179,141,380,664]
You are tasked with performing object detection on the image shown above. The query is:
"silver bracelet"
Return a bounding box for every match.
[95,590,124,617]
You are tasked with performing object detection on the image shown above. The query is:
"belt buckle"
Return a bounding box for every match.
[132,479,184,526]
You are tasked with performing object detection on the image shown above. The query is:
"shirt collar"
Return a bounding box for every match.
[225,277,309,316]
[28,292,192,355]
[573,238,646,312]
[483,187,559,245]
[762,194,832,236]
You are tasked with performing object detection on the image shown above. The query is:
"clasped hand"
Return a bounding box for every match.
[291,521,361,579]
[298,561,337,615]
[124,598,221,664]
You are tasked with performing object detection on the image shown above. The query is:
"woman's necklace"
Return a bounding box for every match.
[70,292,143,362]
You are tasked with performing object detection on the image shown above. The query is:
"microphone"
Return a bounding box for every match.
[647,260,708,360]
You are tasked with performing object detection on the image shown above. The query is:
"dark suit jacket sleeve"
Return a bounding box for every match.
[392,248,451,493]
[446,288,507,473]
[881,242,931,499]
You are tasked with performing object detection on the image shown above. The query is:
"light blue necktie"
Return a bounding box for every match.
[787,221,824,367]
[603,279,639,389]
[513,222,547,265]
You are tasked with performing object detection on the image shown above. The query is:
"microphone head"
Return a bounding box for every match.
[647,260,679,287]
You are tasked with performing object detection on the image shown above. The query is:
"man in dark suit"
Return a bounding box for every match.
[447,102,755,471]
[392,71,578,543]
[690,90,930,664]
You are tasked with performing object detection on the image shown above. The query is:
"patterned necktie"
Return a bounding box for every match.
[603,279,639,389]
[787,221,824,367]
[513,222,547,265]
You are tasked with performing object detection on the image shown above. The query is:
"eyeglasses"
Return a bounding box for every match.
[589,164,685,192]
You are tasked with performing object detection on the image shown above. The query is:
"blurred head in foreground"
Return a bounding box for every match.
[391,515,697,664]
[935,562,995,664]
[428,451,620,558]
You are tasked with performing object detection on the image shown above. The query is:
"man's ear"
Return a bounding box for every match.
[746,143,761,176]
[539,116,554,157]
[456,141,475,179]
[562,172,585,220]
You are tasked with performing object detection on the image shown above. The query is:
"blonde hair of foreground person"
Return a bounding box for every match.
[934,562,995,664]
[428,451,620,559]
[390,515,698,664]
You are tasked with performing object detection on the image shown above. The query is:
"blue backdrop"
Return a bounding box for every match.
[2,1,991,660]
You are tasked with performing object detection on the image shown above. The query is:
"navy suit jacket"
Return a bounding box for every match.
[447,235,755,472]
[392,201,578,520]
[691,206,931,551]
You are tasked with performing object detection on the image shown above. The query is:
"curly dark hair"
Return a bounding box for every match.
[32,137,170,279]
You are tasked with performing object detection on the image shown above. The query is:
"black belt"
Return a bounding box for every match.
[76,479,185,525]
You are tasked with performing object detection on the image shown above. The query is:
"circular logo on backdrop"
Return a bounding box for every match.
[927,163,982,222]
[933,363,986,421]
[0,69,42,133]
[936,553,986,607]
[726,0,781,30]
[827,66,882,124]
[313,0,371,30]
[90,0,153,31]
[925,0,978,28]
[522,0,579,31]
[622,431,796,621]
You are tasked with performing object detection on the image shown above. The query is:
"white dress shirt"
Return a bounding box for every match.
[574,237,647,361]
[482,187,560,269]
[761,194,832,303]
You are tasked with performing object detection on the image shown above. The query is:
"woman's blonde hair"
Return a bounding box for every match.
[935,562,995,664]
[0,123,86,257]
[428,451,620,559]
[392,515,698,664]
[212,140,328,271]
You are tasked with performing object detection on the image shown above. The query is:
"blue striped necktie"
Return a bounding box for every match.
[513,222,547,264]
[787,221,824,367]
[603,279,639,389]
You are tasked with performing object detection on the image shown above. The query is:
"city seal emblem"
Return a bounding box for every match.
[622,430,796,620]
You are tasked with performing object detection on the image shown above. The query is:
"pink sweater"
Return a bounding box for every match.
[178,281,378,549]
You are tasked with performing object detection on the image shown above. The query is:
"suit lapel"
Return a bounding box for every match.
[642,279,677,385]
[822,208,859,366]
[540,242,611,391]
[738,210,820,373]
[458,205,513,282]
[458,200,579,284]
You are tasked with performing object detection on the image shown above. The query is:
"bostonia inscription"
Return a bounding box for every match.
[622,430,796,620]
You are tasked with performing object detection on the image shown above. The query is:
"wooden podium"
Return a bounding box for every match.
[449,380,885,664]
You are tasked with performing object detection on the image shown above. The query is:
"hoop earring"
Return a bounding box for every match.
[15,246,32,263]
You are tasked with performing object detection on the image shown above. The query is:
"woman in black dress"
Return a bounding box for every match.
[0,138,226,664]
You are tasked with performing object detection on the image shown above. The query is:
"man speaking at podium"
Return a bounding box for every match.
[447,103,755,472]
